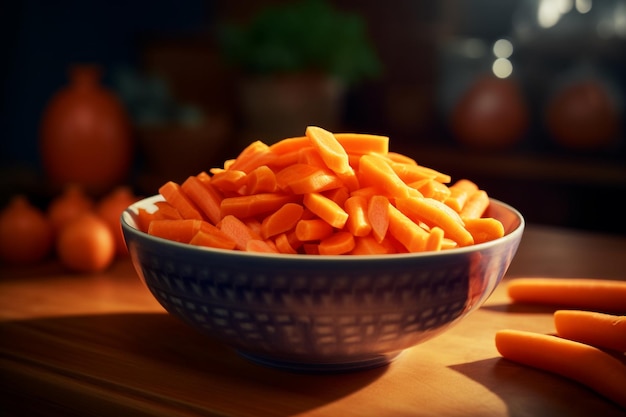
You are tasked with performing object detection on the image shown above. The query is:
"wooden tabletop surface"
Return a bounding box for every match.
[1,224,625,417]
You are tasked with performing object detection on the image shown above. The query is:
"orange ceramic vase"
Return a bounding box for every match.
[40,65,133,195]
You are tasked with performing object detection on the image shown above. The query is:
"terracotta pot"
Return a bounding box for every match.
[40,65,134,196]
[238,73,345,145]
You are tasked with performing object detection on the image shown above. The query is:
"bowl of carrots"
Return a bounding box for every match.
[121,126,525,372]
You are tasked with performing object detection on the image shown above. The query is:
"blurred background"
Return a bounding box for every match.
[1,0,625,234]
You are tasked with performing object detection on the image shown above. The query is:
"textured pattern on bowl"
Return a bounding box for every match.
[122,195,524,372]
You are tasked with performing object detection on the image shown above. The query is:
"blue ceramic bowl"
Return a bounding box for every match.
[122,195,524,372]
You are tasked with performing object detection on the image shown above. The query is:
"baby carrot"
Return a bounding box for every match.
[148,219,203,243]
[358,154,411,199]
[350,235,396,255]
[425,226,445,252]
[275,164,343,194]
[219,215,262,251]
[305,126,353,176]
[188,226,237,250]
[344,195,372,237]
[318,231,355,255]
[274,232,298,254]
[210,170,248,193]
[260,203,304,239]
[554,310,626,353]
[463,217,505,244]
[396,197,474,247]
[220,193,297,219]
[303,192,348,229]
[158,181,204,221]
[181,175,222,225]
[227,140,276,173]
[246,165,277,194]
[495,329,626,409]
[295,219,334,242]
[387,204,429,253]
[507,278,626,314]
[459,189,490,219]
[246,239,278,253]
[333,133,389,155]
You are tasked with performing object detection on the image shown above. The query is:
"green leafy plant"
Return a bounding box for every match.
[218,0,381,85]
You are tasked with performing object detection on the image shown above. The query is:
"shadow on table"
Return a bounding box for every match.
[1,312,388,416]
[449,357,625,417]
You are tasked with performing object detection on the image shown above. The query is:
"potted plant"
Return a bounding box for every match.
[217,0,381,144]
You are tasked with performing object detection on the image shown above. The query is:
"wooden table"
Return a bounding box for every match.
[1,224,625,417]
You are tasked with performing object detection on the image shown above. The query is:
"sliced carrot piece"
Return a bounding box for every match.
[358,154,411,199]
[148,219,203,243]
[268,136,309,155]
[386,151,417,165]
[425,226,445,252]
[219,215,262,251]
[220,193,298,219]
[158,181,204,221]
[350,235,396,255]
[395,197,474,247]
[246,165,277,194]
[295,218,334,242]
[387,204,429,253]
[449,178,479,194]
[367,195,390,243]
[181,175,223,225]
[507,278,626,314]
[390,162,451,184]
[135,207,158,233]
[275,232,299,254]
[153,201,182,220]
[297,146,327,168]
[415,179,451,202]
[303,192,348,229]
[275,163,343,194]
[333,133,389,155]
[305,126,353,175]
[318,231,355,255]
[323,187,350,208]
[344,195,372,237]
[495,329,626,409]
[246,239,279,253]
[210,170,248,193]
[260,203,304,239]
[463,217,504,244]
[189,227,237,250]
[227,140,277,173]
[460,189,490,219]
[554,310,626,353]
[444,187,470,213]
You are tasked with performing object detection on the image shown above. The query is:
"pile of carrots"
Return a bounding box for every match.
[138,126,504,255]
[496,278,626,409]
[0,185,139,273]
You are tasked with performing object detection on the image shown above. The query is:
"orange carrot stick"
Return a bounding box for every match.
[495,329,626,409]
[358,154,411,199]
[554,310,626,352]
[305,126,353,176]
[275,164,343,194]
[158,181,205,221]
[333,133,389,155]
[350,235,396,255]
[246,165,277,194]
[148,219,203,243]
[260,203,304,239]
[507,278,626,314]
[414,179,451,202]
[459,189,490,219]
[189,226,237,250]
[303,192,348,229]
[425,226,445,252]
[210,170,248,193]
[344,195,372,237]
[295,219,334,242]
[246,239,279,253]
[463,217,504,244]
[181,175,223,225]
[220,193,297,219]
[395,197,474,247]
[318,231,356,255]
[218,215,262,251]
[387,204,429,253]
[274,232,299,254]
[227,140,276,173]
